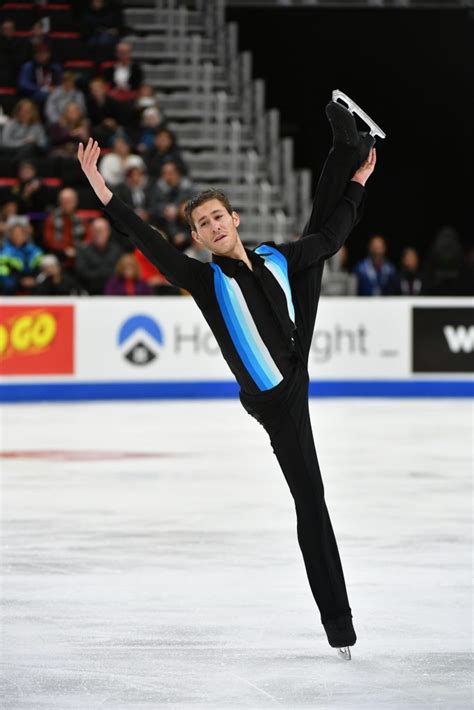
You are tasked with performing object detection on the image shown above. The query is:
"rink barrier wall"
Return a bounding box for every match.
[1,380,473,402]
[1,296,472,401]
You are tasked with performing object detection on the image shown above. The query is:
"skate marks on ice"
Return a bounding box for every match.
[1,399,472,708]
[1,649,472,709]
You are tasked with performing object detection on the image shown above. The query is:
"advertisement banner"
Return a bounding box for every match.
[413,307,474,373]
[72,298,412,381]
[75,298,228,381]
[0,297,472,400]
[0,304,74,376]
[307,299,409,379]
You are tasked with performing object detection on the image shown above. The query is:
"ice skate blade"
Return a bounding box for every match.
[337,646,352,661]
[332,89,386,140]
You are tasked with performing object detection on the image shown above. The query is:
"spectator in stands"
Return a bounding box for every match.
[0,215,42,294]
[45,71,87,126]
[11,160,57,213]
[128,245,179,295]
[164,197,193,252]
[50,101,90,156]
[134,81,165,118]
[399,247,422,296]
[0,98,48,159]
[33,253,81,295]
[144,126,187,178]
[75,216,122,294]
[98,131,144,186]
[131,246,163,288]
[43,187,90,268]
[134,83,160,110]
[104,252,153,295]
[17,42,62,107]
[86,75,120,143]
[115,163,154,220]
[128,83,163,133]
[0,195,19,241]
[80,0,124,53]
[100,41,143,125]
[353,234,400,296]
[183,235,211,264]
[135,106,165,154]
[0,19,27,83]
[103,41,143,100]
[25,20,49,60]
[420,225,472,296]
[149,160,194,238]
[321,245,357,296]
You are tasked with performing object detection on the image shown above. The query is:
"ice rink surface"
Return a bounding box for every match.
[1,397,472,709]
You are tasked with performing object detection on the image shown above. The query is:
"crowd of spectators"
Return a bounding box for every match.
[0,3,471,298]
[320,230,473,297]
[0,3,207,297]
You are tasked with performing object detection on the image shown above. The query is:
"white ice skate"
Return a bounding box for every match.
[337,646,352,660]
[332,89,386,140]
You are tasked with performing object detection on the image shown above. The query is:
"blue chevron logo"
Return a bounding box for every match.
[118,314,164,366]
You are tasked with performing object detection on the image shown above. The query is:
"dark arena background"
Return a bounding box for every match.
[227,5,473,266]
[0,1,473,709]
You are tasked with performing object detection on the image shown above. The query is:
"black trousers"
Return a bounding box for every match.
[239,144,361,637]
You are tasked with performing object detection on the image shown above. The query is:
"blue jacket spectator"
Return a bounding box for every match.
[0,216,43,294]
[353,234,400,296]
[18,43,62,106]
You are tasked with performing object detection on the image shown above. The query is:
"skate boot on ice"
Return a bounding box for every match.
[323,614,356,660]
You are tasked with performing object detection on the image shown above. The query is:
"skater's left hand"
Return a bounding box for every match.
[351,147,377,187]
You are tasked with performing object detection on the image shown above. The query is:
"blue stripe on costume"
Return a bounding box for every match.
[210,262,283,391]
[254,244,296,324]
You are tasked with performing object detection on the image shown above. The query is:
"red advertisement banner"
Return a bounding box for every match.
[0,305,74,375]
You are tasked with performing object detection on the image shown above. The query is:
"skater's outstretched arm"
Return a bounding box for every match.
[279,148,377,274]
[77,138,203,291]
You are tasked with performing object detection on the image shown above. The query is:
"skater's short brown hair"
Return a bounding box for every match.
[184,189,233,231]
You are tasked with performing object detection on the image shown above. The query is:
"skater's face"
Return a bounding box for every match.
[190,198,240,255]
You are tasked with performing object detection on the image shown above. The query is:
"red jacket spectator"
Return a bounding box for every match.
[43,188,90,268]
[133,247,169,287]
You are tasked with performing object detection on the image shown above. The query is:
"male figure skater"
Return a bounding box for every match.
[78,93,380,660]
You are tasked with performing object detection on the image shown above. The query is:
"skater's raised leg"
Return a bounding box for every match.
[291,93,376,368]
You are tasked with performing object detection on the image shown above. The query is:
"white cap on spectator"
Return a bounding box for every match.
[6,215,30,230]
[124,155,146,173]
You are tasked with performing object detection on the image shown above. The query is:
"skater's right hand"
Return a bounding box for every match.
[77,138,113,206]
[351,147,377,187]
